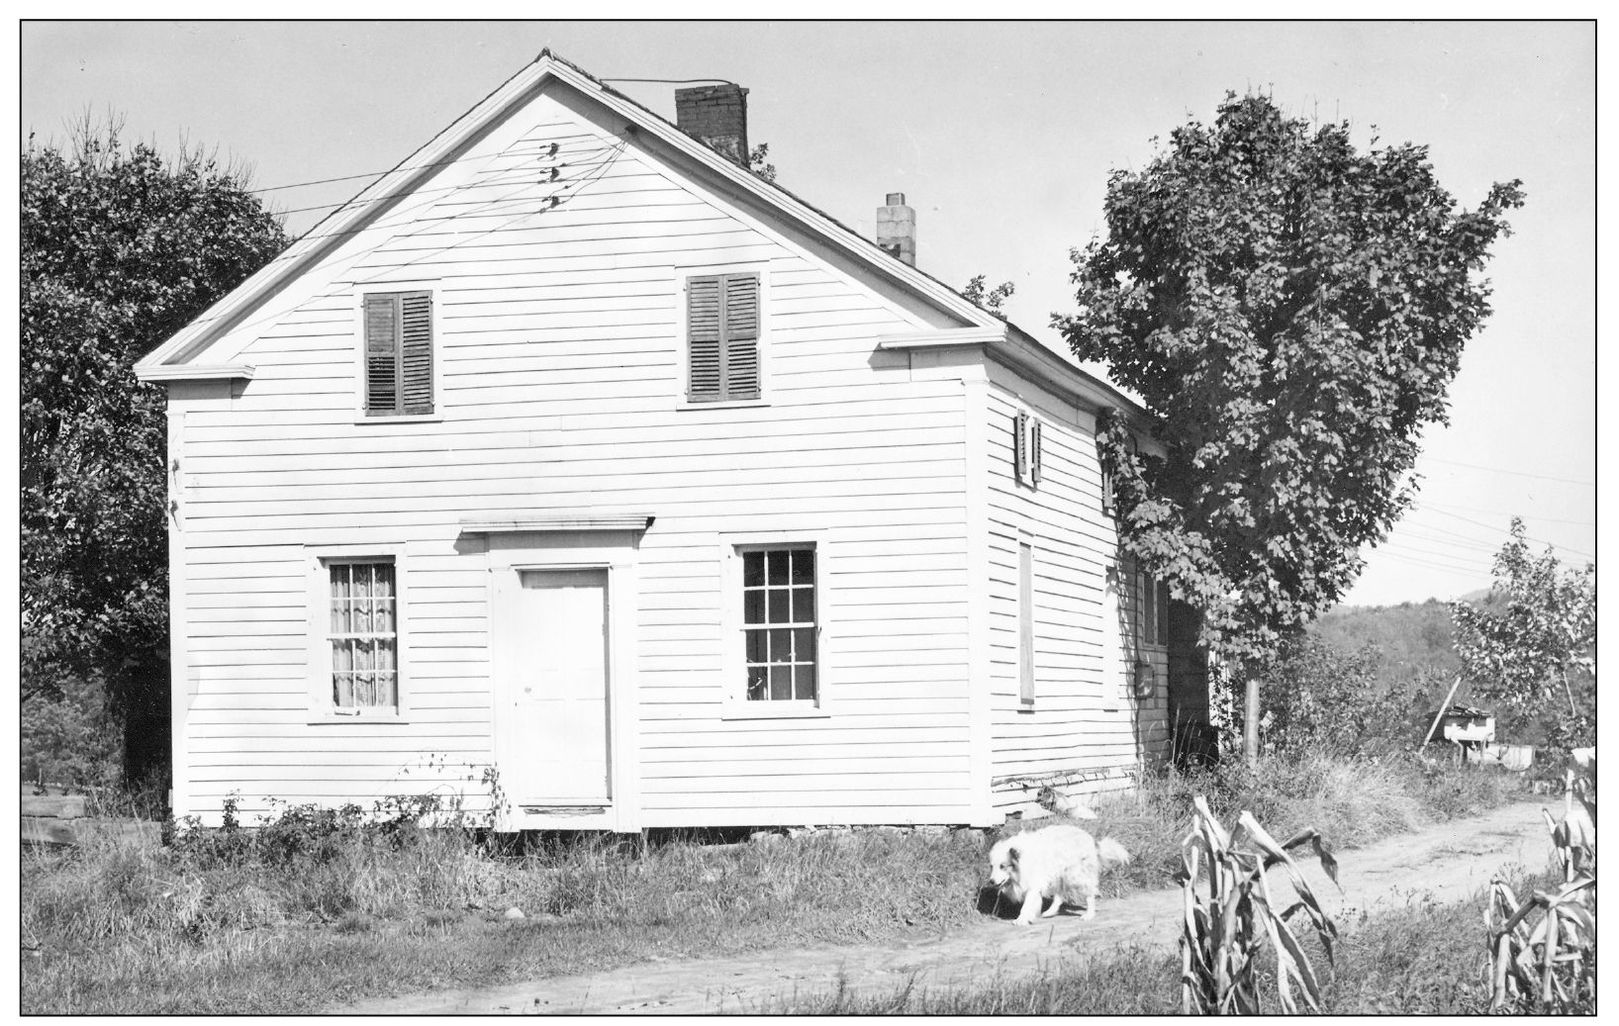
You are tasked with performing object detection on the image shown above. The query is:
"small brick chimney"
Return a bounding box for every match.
[876,193,916,266]
[675,84,750,168]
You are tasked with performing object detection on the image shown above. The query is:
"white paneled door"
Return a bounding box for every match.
[505,568,611,803]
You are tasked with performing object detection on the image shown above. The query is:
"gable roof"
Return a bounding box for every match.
[134,50,1147,426]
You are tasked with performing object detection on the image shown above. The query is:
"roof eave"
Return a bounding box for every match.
[133,363,256,384]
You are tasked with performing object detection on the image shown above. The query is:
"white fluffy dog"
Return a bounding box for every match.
[987,824,1131,925]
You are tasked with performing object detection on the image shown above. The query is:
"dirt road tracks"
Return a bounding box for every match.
[339,799,1555,1014]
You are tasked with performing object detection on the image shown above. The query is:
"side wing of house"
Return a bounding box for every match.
[979,355,1173,814]
[155,70,986,829]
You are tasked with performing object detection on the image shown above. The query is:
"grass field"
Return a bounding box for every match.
[20,751,1525,1014]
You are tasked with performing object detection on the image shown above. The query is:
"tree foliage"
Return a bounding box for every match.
[962,274,1016,316]
[1450,518,1595,749]
[1056,93,1524,669]
[21,121,287,778]
[747,142,777,183]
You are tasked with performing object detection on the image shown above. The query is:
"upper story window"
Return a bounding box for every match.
[687,272,760,403]
[1013,409,1043,488]
[363,291,434,416]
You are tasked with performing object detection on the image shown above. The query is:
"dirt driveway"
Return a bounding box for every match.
[340,799,1555,1014]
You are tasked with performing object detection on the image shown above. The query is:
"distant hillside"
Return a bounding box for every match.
[1309,591,1504,701]
[1310,598,1460,685]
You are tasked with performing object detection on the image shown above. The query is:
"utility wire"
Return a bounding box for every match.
[1417,500,1595,529]
[1411,505,1594,560]
[1423,455,1595,487]
[200,137,626,346]
[1369,549,1491,578]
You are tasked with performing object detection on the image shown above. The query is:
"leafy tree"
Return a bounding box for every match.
[1258,636,1420,757]
[1450,518,1595,749]
[21,121,287,783]
[1054,94,1523,746]
[747,142,777,183]
[962,274,1015,315]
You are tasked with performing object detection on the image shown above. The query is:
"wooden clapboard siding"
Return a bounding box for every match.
[168,85,974,827]
[980,364,1170,812]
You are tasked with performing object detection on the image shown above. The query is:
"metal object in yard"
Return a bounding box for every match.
[1435,704,1496,745]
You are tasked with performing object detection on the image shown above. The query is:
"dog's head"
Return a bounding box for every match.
[987,836,1021,889]
[1035,785,1058,811]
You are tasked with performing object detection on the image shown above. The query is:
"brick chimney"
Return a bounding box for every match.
[876,193,916,266]
[675,84,750,168]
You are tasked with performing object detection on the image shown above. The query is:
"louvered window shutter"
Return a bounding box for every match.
[722,273,760,400]
[688,273,761,402]
[364,294,400,414]
[1013,410,1029,483]
[399,293,433,415]
[1030,419,1043,486]
[687,276,723,401]
[364,291,433,416]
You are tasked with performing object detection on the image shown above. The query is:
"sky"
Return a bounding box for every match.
[18,19,1597,609]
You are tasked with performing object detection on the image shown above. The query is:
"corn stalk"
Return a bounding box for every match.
[1487,766,1596,1012]
[1176,795,1341,1014]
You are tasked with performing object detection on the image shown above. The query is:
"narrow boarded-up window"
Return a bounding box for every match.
[1019,541,1035,705]
[688,273,760,402]
[1136,570,1170,648]
[363,291,433,416]
[328,560,398,710]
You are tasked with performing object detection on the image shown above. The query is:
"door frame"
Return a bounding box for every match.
[485,529,642,833]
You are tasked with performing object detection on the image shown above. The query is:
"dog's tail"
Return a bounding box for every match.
[1098,837,1131,870]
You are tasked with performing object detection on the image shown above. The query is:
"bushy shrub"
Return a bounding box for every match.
[1258,638,1423,757]
[21,670,121,791]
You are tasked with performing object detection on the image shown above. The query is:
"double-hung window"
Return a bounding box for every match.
[740,546,818,701]
[687,272,760,402]
[326,560,399,712]
[362,290,434,416]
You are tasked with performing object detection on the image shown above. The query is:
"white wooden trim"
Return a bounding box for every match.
[962,375,996,826]
[135,363,255,383]
[877,327,1007,350]
[674,398,772,412]
[460,514,654,534]
[166,407,190,819]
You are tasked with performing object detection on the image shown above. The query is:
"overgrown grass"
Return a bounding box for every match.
[1085,749,1524,898]
[21,816,986,1014]
[21,752,1527,1014]
[771,871,1548,1014]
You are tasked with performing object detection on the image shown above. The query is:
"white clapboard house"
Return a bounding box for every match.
[135,51,1207,831]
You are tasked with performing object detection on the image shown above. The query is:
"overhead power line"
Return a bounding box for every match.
[1423,455,1595,487]
[1418,500,1595,529]
[1411,506,1594,561]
